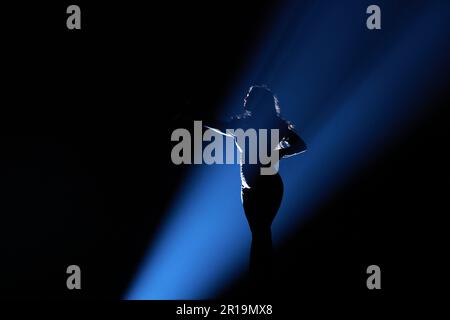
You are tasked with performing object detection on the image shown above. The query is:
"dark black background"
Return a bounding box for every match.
[1,0,448,307]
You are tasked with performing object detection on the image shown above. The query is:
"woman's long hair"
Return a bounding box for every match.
[241,85,294,129]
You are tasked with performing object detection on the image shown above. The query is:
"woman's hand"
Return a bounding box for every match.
[279,128,307,158]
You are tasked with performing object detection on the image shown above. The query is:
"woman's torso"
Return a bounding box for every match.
[230,115,288,189]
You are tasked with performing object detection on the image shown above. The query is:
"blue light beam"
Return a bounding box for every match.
[127,0,450,299]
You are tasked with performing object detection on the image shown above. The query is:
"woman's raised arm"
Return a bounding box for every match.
[279,126,307,158]
[203,118,236,138]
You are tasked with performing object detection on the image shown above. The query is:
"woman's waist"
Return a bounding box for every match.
[240,164,281,187]
[240,163,280,175]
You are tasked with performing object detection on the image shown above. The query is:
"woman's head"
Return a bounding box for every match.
[244,85,281,116]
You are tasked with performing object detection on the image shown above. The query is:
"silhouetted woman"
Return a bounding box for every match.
[205,85,306,294]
